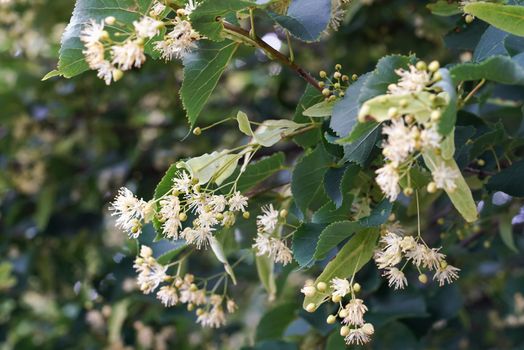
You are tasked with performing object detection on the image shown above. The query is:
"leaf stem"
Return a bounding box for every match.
[222,22,322,92]
[462,79,486,105]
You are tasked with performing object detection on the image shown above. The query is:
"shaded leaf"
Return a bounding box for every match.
[256,303,297,341]
[292,223,326,268]
[487,160,524,196]
[464,2,524,37]
[450,55,524,85]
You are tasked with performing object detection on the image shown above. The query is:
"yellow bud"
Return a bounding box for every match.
[322,88,331,97]
[362,323,375,335]
[334,71,342,80]
[338,309,348,318]
[465,14,474,24]
[319,70,327,78]
[404,114,414,124]
[352,283,361,293]
[100,30,110,41]
[328,95,337,102]
[387,107,398,118]
[428,61,440,73]
[440,260,448,269]
[179,212,188,221]
[483,240,491,248]
[342,74,350,81]
[189,283,198,292]
[477,159,485,167]
[437,218,445,225]
[196,308,204,316]
[340,326,350,337]
[339,92,345,97]
[331,294,342,303]
[192,127,202,136]
[216,213,224,221]
[242,211,250,219]
[427,182,437,193]
[433,71,443,81]
[334,82,341,89]
[318,81,325,88]
[302,286,316,297]
[430,110,441,122]
[305,303,316,313]
[416,61,427,71]
[335,64,342,70]
[351,74,358,81]
[187,303,194,311]
[403,187,414,196]
[418,274,428,284]
[105,16,116,25]
[326,315,337,324]
[317,282,327,292]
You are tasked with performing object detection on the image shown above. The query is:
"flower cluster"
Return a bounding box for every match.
[318,63,353,100]
[80,0,201,85]
[134,245,237,328]
[365,61,461,201]
[252,204,293,265]
[374,230,460,288]
[301,278,374,346]
[159,171,249,249]
[109,187,154,238]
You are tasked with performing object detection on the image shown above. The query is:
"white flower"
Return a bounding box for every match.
[256,204,279,233]
[83,41,105,69]
[196,306,226,328]
[133,247,168,294]
[253,233,272,256]
[110,187,148,237]
[133,16,163,39]
[383,267,408,290]
[433,264,460,286]
[381,118,417,165]
[343,298,368,326]
[375,163,400,202]
[154,20,199,60]
[184,0,199,15]
[345,327,371,345]
[80,19,106,46]
[226,299,238,313]
[162,217,182,239]
[183,226,214,249]
[432,162,460,191]
[150,1,166,17]
[405,242,427,267]
[209,195,227,213]
[111,40,146,71]
[159,195,180,219]
[95,60,117,86]
[400,235,417,252]
[271,238,293,265]
[172,171,193,193]
[157,286,178,306]
[197,210,218,228]
[423,247,446,271]
[420,126,441,149]
[228,191,248,212]
[330,278,351,298]
[388,65,430,95]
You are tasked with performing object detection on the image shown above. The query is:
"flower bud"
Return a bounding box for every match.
[318,81,325,88]
[340,326,350,337]
[387,107,398,118]
[179,212,188,221]
[326,315,337,324]
[305,303,316,313]
[242,211,250,219]
[302,286,316,297]
[332,294,342,303]
[477,159,485,166]
[427,182,437,193]
[279,209,288,218]
[352,283,361,293]
[465,14,474,24]
[362,323,375,335]
[351,74,358,81]
[403,187,414,196]
[428,61,440,73]
[196,308,204,316]
[416,61,427,71]
[319,70,327,78]
[335,64,342,70]
[430,110,441,122]
[192,127,202,136]
[317,282,327,292]
[418,274,428,284]
[322,88,331,97]
[334,71,342,79]
[105,16,116,25]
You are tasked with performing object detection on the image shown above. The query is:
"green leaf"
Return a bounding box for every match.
[292,223,326,268]
[464,2,524,37]
[190,0,253,41]
[156,241,186,265]
[449,55,524,85]
[434,68,458,135]
[422,150,478,222]
[330,72,370,137]
[237,152,286,192]
[302,100,335,117]
[236,111,303,147]
[291,145,334,214]
[499,214,518,253]
[57,0,151,78]
[293,85,324,147]
[256,255,277,301]
[359,199,393,227]
[303,229,379,309]
[181,40,239,126]
[314,220,364,259]
[341,123,381,166]
[179,150,241,185]
[256,303,297,341]
[474,27,509,62]
[35,185,56,230]
[154,163,179,199]
[268,0,332,42]
[323,166,348,208]
[487,159,524,196]
[426,1,462,16]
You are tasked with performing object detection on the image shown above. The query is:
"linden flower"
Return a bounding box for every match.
[95,60,117,86]
[111,40,146,71]
[83,41,105,69]
[172,171,193,193]
[375,163,400,202]
[432,162,460,191]
[133,245,168,294]
[110,187,149,238]
[271,238,293,265]
[405,242,427,267]
[155,20,199,60]
[157,286,179,307]
[182,226,215,249]
[256,204,279,233]
[133,16,163,39]
[420,126,441,149]
[374,232,403,269]
[80,19,106,46]
[345,327,371,346]
[388,64,431,95]
[343,298,368,326]
[330,277,351,298]
[197,306,226,328]
[228,191,248,212]
[381,118,417,165]
[383,267,408,290]
[434,264,460,286]
[150,1,166,17]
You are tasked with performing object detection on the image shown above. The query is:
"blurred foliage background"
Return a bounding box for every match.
[1,0,523,349]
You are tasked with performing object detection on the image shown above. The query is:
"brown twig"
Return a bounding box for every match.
[222,21,322,92]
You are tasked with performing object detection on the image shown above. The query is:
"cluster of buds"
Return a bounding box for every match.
[80,0,200,85]
[134,245,237,328]
[301,278,374,346]
[318,64,355,101]
[252,205,293,265]
[374,228,460,288]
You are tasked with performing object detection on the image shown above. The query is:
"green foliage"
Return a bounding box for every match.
[450,55,524,85]
[464,2,524,37]
[487,160,524,196]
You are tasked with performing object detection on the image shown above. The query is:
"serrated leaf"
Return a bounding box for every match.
[341,123,381,165]
[181,40,239,126]
[190,0,253,41]
[330,73,370,137]
[57,0,151,78]
[268,0,331,42]
[422,150,478,222]
[154,163,179,199]
[359,199,393,227]
[464,2,524,37]
[426,1,462,16]
[292,223,326,268]
[291,145,334,214]
[303,229,379,309]
[323,167,347,208]
[450,55,524,85]
[487,159,524,196]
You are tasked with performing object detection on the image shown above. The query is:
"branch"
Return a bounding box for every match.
[222,22,322,92]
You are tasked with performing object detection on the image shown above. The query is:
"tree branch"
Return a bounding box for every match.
[222,21,322,92]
